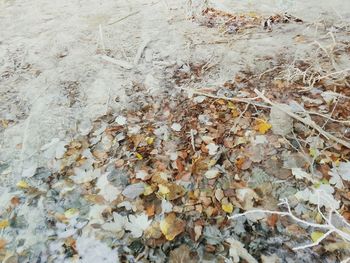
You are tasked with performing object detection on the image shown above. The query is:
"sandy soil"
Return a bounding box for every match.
[1,0,349,185]
[1,0,350,262]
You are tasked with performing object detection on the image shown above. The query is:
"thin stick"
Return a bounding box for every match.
[190,129,196,151]
[101,55,133,70]
[178,87,270,108]
[108,11,141,25]
[134,38,151,65]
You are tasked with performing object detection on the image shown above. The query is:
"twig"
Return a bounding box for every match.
[254,89,350,149]
[190,129,196,152]
[108,11,141,25]
[258,66,282,79]
[178,87,270,108]
[293,230,333,250]
[317,68,350,81]
[230,193,350,251]
[230,103,250,134]
[134,38,151,65]
[101,55,133,70]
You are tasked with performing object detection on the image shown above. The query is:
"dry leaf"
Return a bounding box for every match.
[169,245,196,263]
[267,214,278,228]
[0,220,9,229]
[160,213,185,240]
[311,231,324,242]
[0,239,6,249]
[222,203,234,213]
[16,180,29,189]
[255,119,272,134]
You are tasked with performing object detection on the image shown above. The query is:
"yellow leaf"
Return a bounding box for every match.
[315,213,323,223]
[255,120,272,134]
[227,101,235,109]
[135,152,143,160]
[309,148,317,158]
[64,208,79,218]
[146,137,154,145]
[222,203,233,213]
[16,180,29,189]
[158,184,170,197]
[160,213,185,240]
[0,220,9,229]
[143,185,154,196]
[208,159,216,168]
[311,231,324,242]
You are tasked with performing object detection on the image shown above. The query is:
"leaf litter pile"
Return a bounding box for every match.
[2,6,350,263]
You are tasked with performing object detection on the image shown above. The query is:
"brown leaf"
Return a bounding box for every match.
[176,159,185,173]
[160,213,185,240]
[169,245,196,263]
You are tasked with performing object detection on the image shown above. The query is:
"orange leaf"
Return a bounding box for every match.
[146,205,155,217]
[267,214,278,228]
[0,239,6,249]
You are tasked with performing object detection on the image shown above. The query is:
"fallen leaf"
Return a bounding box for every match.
[122,183,145,199]
[205,168,220,179]
[115,115,127,125]
[96,172,121,202]
[194,225,202,241]
[0,220,9,229]
[222,203,234,213]
[311,231,325,242]
[292,168,315,182]
[146,137,154,145]
[136,170,149,180]
[125,213,151,238]
[207,143,219,155]
[135,152,143,160]
[171,123,182,132]
[227,238,258,263]
[0,239,6,249]
[169,245,196,263]
[255,119,272,134]
[146,205,155,216]
[102,212,128,233]
[160,213,185,240]
[267,214,278,228]
[16,180,29,189]
[64,208,79,219]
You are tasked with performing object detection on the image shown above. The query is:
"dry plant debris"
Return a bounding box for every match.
[1,3,350,263]
[196,7,303,34]
[2,68,350,261]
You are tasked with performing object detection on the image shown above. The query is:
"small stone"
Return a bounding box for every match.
[269,105,293,136]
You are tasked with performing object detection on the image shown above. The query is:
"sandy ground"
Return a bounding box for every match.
[1,1,350,262]
[1,0,349,186]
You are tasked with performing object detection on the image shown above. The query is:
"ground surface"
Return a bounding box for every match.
[0,0,350,262]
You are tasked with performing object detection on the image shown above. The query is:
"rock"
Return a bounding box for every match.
[269,105,293,136]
